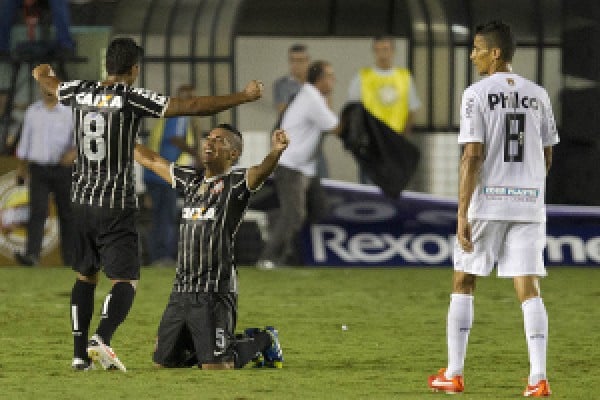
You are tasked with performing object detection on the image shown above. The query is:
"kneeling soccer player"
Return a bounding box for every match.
[135,124,288,369]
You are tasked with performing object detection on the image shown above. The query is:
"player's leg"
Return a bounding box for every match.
[499,222,550,396]
[187,293,230,368]
[70,272,98,370]
[446,271,476,377]
[234,328,276,368]
[430,220,503,393]
[70,204,101,370]
[89,207,140,371]
[153,293,189,367]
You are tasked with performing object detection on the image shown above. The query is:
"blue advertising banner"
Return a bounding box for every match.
[295,180,600,267]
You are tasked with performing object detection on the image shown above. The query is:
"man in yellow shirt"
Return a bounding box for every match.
[348,36,421,183]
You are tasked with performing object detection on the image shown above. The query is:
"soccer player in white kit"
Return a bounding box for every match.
[428,21,558,397]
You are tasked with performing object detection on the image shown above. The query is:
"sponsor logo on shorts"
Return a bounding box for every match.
[483,186,539,202]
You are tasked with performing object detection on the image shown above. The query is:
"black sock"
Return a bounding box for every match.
[70,279,96,360]
[95,282,135,346]
[233,331,271,368]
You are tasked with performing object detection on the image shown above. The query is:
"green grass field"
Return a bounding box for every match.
[0,266,597,399]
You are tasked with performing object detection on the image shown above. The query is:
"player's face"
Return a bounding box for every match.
[202,128,234,166]
[470,35,495,76]
[373,40,394,69]
[289,50,310,80]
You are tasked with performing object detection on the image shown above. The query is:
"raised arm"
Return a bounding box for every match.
[32,64,61,96]
[134,144,172,185]
[163,80,264,117]
[246,129,289,191]
[456,142,484,252]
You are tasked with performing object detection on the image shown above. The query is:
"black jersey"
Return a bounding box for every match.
[172,165,254,293]
[57,80,169,209]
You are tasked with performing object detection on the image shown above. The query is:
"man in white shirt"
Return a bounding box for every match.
[15,87,76,266]
[258,61,339,269]
[428,21,558,397]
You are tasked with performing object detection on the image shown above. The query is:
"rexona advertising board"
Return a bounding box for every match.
[294,180,600,267]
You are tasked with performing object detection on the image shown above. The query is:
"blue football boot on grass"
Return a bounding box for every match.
[263,326,283,368]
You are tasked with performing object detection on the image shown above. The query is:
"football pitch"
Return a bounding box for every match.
[0,266,597,399]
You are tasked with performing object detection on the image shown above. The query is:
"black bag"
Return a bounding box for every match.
[340,102,420,198]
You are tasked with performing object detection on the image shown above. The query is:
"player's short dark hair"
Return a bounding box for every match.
[216,123,243,155]
[105,38,144,75]
[373,35,395,48]
[289,44,307,54]
[307,60,330,84]
[475,20,516,62]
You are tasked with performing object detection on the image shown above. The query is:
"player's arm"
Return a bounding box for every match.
[246,129,289,191]
[134,144,172,185]
[543,146,553,175]
[457,142,484,252]
[163,80,264,117]
[32,64,61,96]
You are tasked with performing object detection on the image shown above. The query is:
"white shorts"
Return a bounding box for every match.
[453,220,546,278]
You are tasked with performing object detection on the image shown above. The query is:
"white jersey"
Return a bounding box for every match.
[459,72,559,222]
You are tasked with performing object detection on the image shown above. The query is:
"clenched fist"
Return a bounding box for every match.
[272,129,289,152]
[243,80,264,102]
[32,64,55,81]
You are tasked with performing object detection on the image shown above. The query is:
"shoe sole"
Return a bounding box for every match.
[88,347,127,372]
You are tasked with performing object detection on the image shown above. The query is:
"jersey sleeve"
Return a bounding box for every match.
[56,80,83,106]
[170,163,198,191]
[127,87,170,118]
[539,90,559,147]
[458,87,485,144]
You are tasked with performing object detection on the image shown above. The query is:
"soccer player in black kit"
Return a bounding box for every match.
[134,125,289,369]
[32,37,264,371]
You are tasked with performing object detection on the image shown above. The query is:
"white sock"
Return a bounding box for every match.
[522,297,548,385]
[445,293,474,379]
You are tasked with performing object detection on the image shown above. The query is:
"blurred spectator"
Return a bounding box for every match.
[273,44,329,179]
[257,61,340,269]
[14,85,75,266]
[143,84,199,266]
[273,44,309,114]
[348,36,421,183]
[0,0,75,57]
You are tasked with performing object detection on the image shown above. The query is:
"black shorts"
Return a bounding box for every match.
[72,203,140,280]
[153,292,237,367]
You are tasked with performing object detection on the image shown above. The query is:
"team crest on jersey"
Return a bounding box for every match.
[507,78,515,86]
[211,180,224,195]
[197,182,208,196]
[75,93,123,108]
